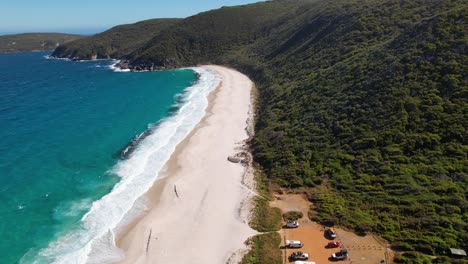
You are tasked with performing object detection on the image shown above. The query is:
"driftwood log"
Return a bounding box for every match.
[227,156,241,163]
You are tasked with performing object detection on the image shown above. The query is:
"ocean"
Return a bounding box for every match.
[0,52,219,263]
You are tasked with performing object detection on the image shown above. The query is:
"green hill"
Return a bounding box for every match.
[0,33,83,53]
[124,1,298,69]
[52,0,467,258]
[51,18,180,60]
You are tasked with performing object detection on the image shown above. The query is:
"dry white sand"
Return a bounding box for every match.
[116,65,257,264]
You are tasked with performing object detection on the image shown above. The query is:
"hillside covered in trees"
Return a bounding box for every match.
[52,0,467,259]
[52,18,180,59]
[0,33,82,53]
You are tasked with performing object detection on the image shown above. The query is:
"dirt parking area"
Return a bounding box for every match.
[270,193,392,264]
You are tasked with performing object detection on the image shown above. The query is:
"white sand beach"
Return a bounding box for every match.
[116,65,257,264]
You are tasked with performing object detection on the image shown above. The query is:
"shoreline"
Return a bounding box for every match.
[112,69,221,244]
[33,66,221,264]
[115,65,257,263]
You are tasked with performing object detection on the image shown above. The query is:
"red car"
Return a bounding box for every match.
[327,241,341,248]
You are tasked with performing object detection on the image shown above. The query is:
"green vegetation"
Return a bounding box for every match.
[240,232,282,264]
[394,252,434,264]
[126,1,298,69]
[393,251,468,264]
[253,165,272,200]
[250,196,281,232]
[244,166,283,262]
[51,18,180,59]
[52,0,468,257]
[0,33,82,53]
[433,257,468,264]
[249,166,281,232]
[283,211,303,221]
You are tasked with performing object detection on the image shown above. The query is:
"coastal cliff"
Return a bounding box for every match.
[51,0,468,258]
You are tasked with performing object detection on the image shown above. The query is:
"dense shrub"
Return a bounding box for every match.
[283,211,304,221]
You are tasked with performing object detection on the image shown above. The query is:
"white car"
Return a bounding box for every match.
[294,261,316,264]
[286,220,299,228]
[289,252,309,260]
[286,240,304,248]
[332,249,348,260]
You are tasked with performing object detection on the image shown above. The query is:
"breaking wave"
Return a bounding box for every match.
[23,67,220,264]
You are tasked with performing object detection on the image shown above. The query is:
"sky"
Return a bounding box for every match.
[0,0,262,35]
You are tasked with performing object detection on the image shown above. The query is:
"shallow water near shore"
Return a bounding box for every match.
[0,52,210,263]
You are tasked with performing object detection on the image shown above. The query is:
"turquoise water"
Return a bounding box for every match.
[0,52,197,263]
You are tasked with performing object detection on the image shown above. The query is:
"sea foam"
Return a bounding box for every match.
[27,67,220,264]
[109,60,130,72]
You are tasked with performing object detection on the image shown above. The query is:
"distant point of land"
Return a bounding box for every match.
[0,33,83,53]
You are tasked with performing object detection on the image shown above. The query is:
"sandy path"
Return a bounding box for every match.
[116,65,257,264]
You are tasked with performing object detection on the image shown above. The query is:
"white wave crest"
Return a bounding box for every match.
[109,60,130,72]
[27,67,220,264]
[43,55,71,61]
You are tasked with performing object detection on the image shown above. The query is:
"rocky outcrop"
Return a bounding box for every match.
[115,59,186,72]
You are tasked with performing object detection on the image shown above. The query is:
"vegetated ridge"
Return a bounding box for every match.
[52,18,180,59]
[52,0,467,260]
[0,33,83,53]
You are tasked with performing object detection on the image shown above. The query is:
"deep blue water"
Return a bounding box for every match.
[0,52,196,263]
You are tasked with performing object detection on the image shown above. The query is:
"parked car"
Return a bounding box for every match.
[326,241,341,248]
[286,220,299,228]
[289,251,309,260]
[286,240,304,248]
[326,227,337,238]
[294,261,316,264]
[331,249,348,260]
